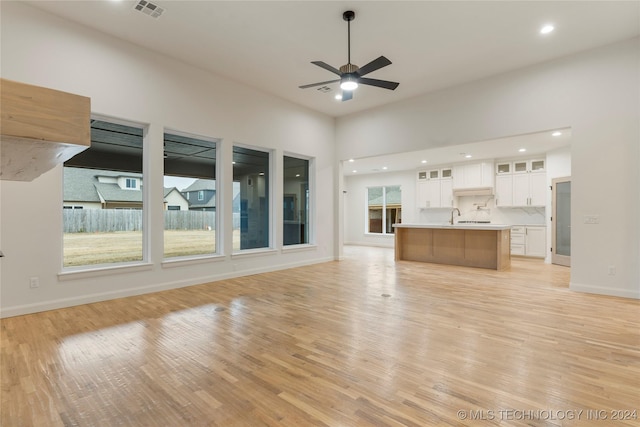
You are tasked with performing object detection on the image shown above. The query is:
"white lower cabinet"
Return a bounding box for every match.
[511,225,546,258]
[525,226,547,258]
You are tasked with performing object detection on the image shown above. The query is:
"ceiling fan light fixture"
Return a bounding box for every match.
[340,75,358,91]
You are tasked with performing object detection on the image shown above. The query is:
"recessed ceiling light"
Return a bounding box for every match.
[295,174,300,177]
[519,148,527,152]
[540,24,555,35]
[232,161,236,164]
[552,131,562,137]
[465,154,472,158]
[259,172,265,176]
[382,166,388,170]
[421,160,427,164]
[352,170,357,173]
[348,159,355,163]
[335,94,342,100]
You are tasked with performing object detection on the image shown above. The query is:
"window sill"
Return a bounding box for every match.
[281,244,317,253]
[162,254,225,269]
[231,248,278,259]
[364,233,396,237]
[58,262,153,281]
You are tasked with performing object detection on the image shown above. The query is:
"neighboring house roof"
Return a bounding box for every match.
[183,179,216,192]
[63,167,142,204]
[182,179,216,209]
[94,183,142,203]
[368,187,401,206]
[386,188,401,205]
[64,168,102,202]
[164,187,188,203]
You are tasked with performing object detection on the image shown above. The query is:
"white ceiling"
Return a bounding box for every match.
[21,1,636,173]
[26,1,640,118]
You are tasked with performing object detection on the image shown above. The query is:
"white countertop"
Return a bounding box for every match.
[393,223,512,231]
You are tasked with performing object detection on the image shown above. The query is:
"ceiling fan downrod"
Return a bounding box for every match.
[341,11,358,74]
[343,10,355,65]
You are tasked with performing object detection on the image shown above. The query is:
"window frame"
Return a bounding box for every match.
[282,153,314,247]
[162,128,221,261]
[61,114,149,273]
[232,143,273,253]
[365,185,402,235]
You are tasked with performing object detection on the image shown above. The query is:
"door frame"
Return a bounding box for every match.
[551,176,571,266]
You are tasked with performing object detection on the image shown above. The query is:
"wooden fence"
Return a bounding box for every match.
[63,209,217,232]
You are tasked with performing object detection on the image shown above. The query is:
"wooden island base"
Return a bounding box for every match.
[394,224,511,270]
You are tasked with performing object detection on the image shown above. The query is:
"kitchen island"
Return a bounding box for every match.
[393,223,511,270]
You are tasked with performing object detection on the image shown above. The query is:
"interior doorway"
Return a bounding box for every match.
[552,177,571,266]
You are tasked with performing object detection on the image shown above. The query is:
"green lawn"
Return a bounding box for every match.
[63,230,239,267]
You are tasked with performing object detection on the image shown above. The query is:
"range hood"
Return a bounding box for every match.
[452,186,495,197]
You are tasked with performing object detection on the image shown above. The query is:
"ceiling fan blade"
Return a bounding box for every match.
[341,91,353,102]
[298,79,340,89]
[356,56,392,77]
[358,77,399,90]
[311,61,342,76]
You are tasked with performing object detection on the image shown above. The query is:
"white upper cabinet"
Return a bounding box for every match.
[496,162,511,174]
[416,168,453,208]
[452,162,494,189]
[495,158,546,207]
[528,171,547,206]
[495,174,513,207]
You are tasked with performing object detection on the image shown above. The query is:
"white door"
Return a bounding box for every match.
[552,177,571,266]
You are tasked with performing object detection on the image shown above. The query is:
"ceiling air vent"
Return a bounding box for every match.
[316,86,332,93]
[133,0,164,18]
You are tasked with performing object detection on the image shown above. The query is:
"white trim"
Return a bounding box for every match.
[2,257,334,319]
[281,244,317,254]
[231,248,278,259]
[58,262,154,281]
[344,240,395,248]
[570,281,640,299]
[162,254,225,268]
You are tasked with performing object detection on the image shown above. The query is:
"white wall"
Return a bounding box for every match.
[344,170,416,247]
[337,37,640,298]
[0,3,336,317]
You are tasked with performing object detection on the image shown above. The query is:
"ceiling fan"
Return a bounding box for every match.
[299,10,399,101]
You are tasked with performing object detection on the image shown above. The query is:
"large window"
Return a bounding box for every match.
[233,146,270,251]
[367,185,401,234]
[63,119,144,267]
[163,131,218,259]
[283,156,309,245]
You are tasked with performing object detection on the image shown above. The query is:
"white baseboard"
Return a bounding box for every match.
[0,256,334,318]
[343,241,394,248]
[570,281,640,299]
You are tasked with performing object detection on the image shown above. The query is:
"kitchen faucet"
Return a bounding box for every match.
[450,208,461,225]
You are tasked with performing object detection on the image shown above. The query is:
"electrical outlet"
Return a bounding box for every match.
[583,215,600,224]
[29,277,40,288]
[608,265,616,276]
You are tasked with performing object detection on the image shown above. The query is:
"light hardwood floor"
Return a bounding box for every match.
[2,246,639,426]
